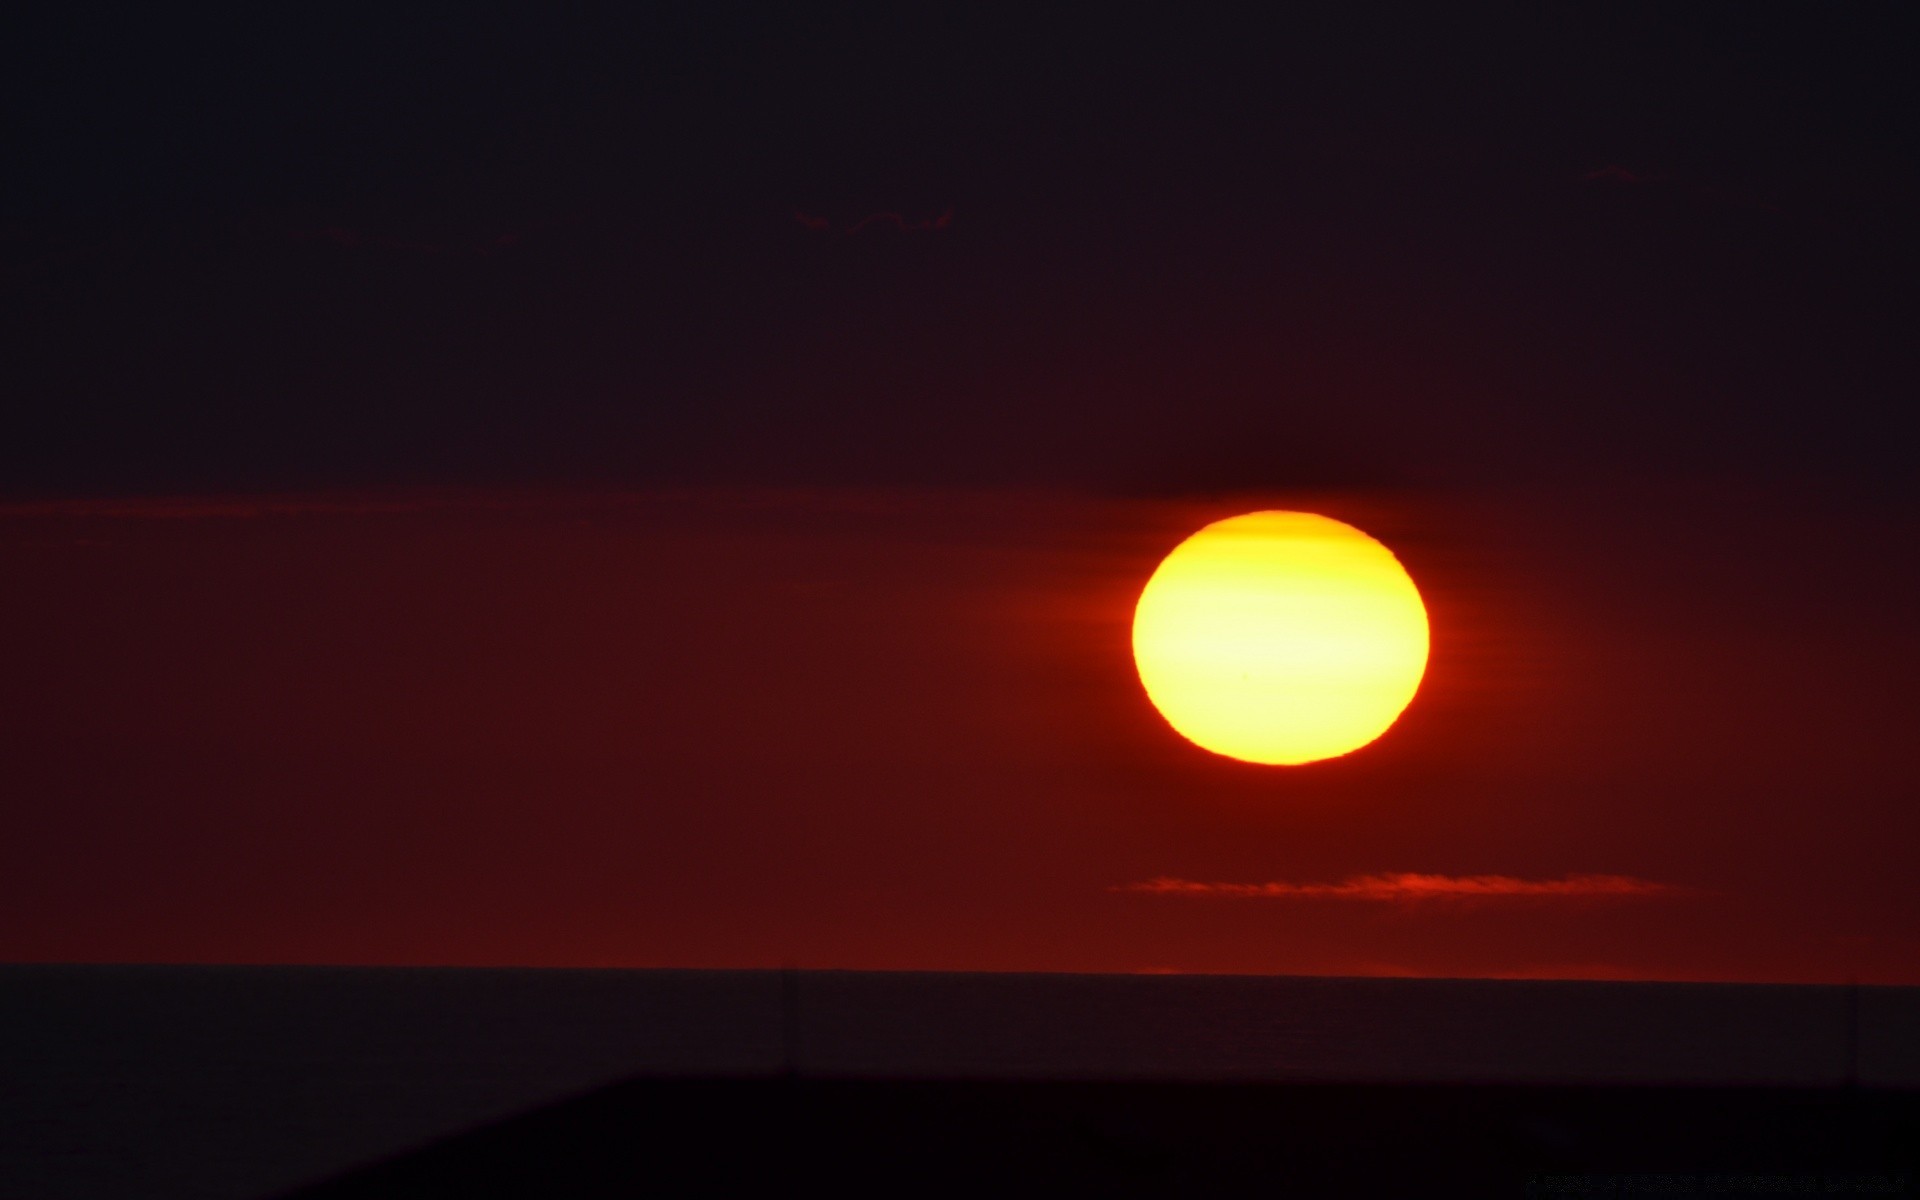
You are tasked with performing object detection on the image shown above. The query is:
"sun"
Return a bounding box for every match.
[1131,511,1429,765]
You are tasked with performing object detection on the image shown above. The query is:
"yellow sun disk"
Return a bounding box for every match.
[1131,511,1429,765]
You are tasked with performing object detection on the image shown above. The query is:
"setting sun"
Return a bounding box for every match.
[1131,511,1430,765]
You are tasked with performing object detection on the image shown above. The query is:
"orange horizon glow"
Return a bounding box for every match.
[1131,511,1430,765]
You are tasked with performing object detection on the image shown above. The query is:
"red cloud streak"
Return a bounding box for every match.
[1117,873,1683,902]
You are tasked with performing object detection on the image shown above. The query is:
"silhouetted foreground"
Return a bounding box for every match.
[286,1077,1917,1198]
[8,967,1918,1196]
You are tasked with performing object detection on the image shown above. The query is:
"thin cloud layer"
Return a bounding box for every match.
[1117,873,1683,902]
[1582,164,1662,185]
[795,209,954,234]
[1578,164,1782,214]
[0,492,531,520]
[288,226,525,256]
[846,209,953,234]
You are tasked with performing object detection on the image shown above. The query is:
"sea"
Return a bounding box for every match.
[2,965,1916,1199]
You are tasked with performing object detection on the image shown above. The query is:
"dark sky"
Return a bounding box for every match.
[2,6,1916,981]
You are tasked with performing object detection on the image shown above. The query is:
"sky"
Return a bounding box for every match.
[2,6,1916,982]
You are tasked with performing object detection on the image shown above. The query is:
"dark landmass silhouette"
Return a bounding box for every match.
[5,966,1916,1199]
[285,1077,1920,1198]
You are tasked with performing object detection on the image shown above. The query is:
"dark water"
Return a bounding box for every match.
[3,965,1917,1198]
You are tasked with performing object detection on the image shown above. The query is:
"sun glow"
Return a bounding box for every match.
[1131,511,1429,765]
